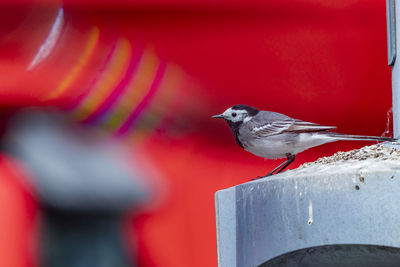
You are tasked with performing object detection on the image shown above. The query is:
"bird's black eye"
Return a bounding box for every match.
[232,113,237,117]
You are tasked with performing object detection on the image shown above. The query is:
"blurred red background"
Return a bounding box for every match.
[0,0,393,266]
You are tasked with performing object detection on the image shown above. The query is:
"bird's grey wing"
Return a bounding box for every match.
[247,111,336,138]
[244,111,294,137]
[249,119,295,137]
[289,119,337,132]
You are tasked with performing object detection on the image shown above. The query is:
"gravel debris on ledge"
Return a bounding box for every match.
[299,143,400,169]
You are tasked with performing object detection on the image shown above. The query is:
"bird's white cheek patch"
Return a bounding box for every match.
[230,116,242,123]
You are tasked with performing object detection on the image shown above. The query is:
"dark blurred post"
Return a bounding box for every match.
[3,110,151,267]
[42,210,132,267]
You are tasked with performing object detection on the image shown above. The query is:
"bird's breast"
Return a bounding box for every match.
[240,132,336,159]
[242,135,294,159]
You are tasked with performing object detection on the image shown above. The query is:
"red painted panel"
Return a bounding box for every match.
[0,1,392,267]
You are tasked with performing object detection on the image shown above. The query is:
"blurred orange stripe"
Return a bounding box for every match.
[74,37,131,120]
[126,64,183,142]
[45,26,100,100]
[104,49,159,130]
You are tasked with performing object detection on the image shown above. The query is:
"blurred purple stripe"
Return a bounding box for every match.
[67,40,117,111]
[83,46,144,123]
[117,61,167,135]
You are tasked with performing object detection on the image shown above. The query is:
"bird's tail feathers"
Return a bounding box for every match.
[328,133,397,142]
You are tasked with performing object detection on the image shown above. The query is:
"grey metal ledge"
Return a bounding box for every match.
[215,150,400,267]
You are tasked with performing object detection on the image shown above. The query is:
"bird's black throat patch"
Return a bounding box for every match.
[226,120,244,148]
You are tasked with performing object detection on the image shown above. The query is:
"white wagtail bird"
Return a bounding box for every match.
[212,104,397,178]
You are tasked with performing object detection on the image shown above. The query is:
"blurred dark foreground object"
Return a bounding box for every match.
[3,109,152,267]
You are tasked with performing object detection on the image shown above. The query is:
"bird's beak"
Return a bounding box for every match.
[212,114,225,119]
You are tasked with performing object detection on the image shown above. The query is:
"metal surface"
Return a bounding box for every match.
[215,157,400,267]
[387,0,396,66]
[215,188,237,267]
[390,0,400,137]
[261,244,400,267]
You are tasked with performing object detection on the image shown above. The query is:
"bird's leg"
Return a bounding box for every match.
[275,153,296,174]
[254,154,296,179]
[260,160,290,177]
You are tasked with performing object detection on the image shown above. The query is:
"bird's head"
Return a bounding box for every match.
[212,104,259,124]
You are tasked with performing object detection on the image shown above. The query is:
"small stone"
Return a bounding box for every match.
[299,144,400,169]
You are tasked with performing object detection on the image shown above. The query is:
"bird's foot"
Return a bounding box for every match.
[250,173,273,181]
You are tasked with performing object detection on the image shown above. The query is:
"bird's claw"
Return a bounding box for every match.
[250,174,273,181]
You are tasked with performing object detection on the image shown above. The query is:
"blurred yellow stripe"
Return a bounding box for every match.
[105,49,159,130]
[74,37,131,120]
[124,64,183,142]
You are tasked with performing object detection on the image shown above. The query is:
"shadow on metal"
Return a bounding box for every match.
[260,244,400,267]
